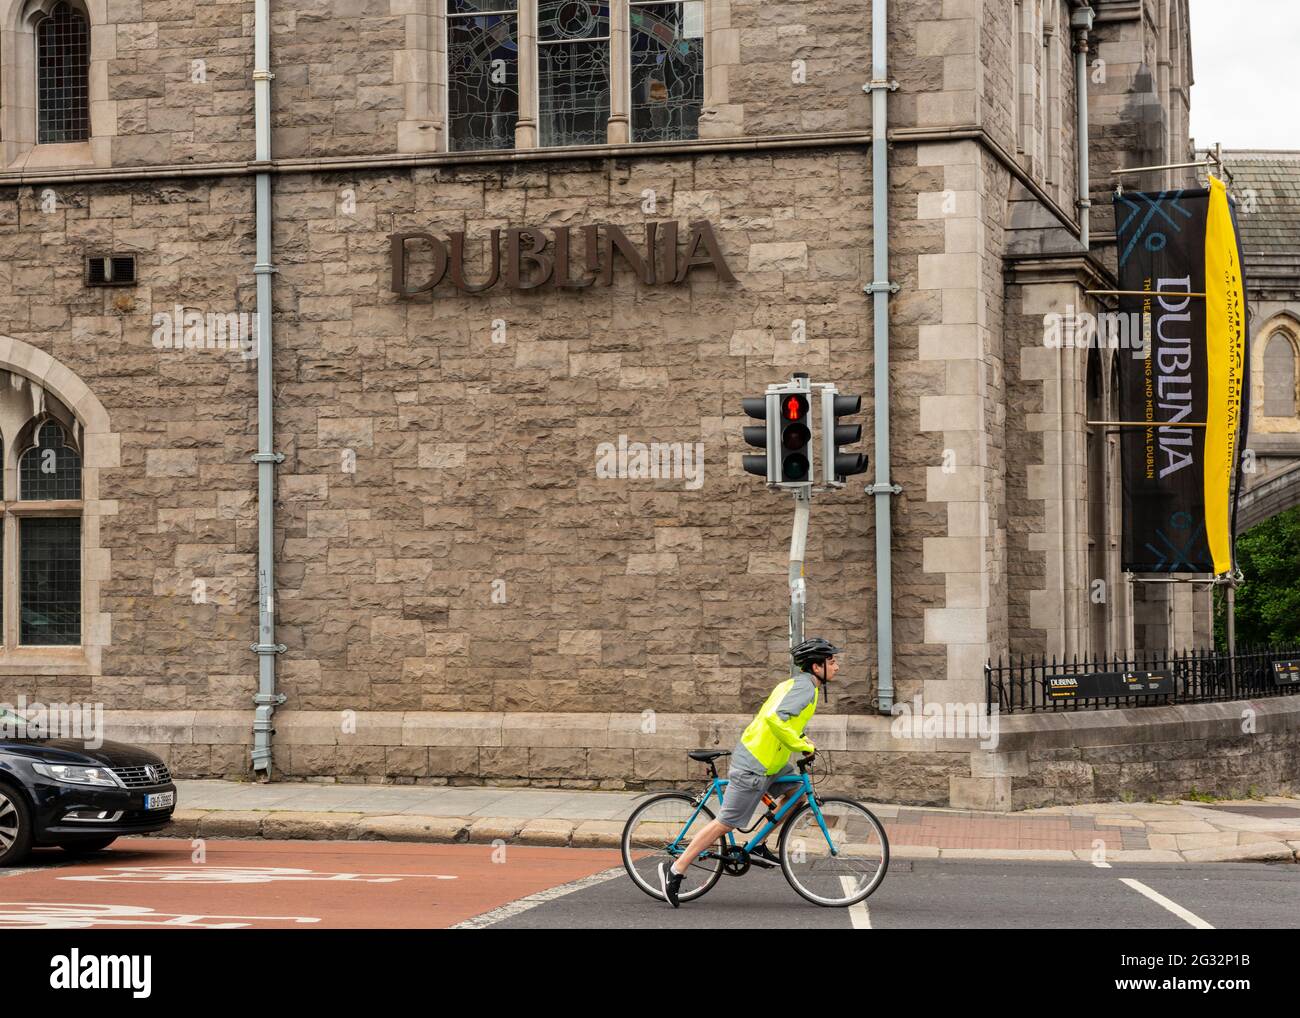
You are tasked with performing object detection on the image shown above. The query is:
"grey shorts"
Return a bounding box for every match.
[718,763,799,829]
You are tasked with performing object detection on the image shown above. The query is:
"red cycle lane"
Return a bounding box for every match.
[0,838,625,929]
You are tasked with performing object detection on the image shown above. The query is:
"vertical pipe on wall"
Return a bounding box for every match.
[1072,4,1094,251]
[251,0,284,778]
[867,0,897,712]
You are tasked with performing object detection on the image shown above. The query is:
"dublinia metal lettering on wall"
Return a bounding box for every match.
[389,221,736,296]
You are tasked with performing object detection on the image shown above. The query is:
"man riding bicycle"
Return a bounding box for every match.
[658,636,841,907]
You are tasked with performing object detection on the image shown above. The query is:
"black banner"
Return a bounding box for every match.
[1114,182,1250,574]
[1115,188,1211,571]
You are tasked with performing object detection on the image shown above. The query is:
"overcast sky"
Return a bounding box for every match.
[1189,0,1300,150]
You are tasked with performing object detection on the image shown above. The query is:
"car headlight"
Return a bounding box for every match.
[31,763,121,787]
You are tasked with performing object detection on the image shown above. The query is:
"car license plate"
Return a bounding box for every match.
[145,791,174,810]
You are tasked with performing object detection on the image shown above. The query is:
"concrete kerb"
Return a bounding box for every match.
[150,809,1300,861]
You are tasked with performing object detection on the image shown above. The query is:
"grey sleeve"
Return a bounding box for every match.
[774,679,815,721]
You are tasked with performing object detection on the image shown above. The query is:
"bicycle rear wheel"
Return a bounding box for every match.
[778,796,889,907]
[621,792,725,903]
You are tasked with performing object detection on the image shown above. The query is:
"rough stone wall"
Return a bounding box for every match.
[726,0,871,136]
[1002,276,1048,656]
[270,153,877,719]
[0,178,257,725]
[882,141,947,703]
[1003,704,1300,809]
[1085,2,1167,243]
[271,0,405,158]
[980,147,1010,656]
[110,0,256,166]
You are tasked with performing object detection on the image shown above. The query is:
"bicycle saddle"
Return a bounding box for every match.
[688,750,731,762]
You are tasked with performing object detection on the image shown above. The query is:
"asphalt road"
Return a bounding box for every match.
[0,837,1296,930]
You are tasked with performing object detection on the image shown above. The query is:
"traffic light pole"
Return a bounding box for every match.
[742,372,869,680]
[788,486,811,678]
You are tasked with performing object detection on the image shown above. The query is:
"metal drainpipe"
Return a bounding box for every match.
[865,0,899,713]
[1072,4,1095,251]
[250,0,284,778]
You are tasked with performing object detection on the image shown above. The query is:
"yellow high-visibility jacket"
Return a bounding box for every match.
[736,673,818,775]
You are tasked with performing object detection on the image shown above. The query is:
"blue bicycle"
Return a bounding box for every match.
[621,751,889,907]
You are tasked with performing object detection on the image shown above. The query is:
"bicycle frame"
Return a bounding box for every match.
[668,770,839,862]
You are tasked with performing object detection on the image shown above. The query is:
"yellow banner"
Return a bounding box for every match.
[1203,175,1246,575]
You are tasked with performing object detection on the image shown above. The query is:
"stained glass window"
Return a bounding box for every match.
[630,2,702,142]
[20,421,82,501]
[447,0,520,151]
[538,1,610,147]
[36,3,90,145]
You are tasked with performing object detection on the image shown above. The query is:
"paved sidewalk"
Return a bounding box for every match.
[158,780,1300,864]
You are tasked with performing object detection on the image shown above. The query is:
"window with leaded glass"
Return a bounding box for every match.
[1263,332,1298,418]
[629,1,702,142]
[14,418,82,647]
[35,2,90,145]
[20,421,82,500]
[447,0,520,151]
[538,1,611,147]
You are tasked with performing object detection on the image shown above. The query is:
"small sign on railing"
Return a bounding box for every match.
[1272,660,1300,686]
[1047,670,1175,700]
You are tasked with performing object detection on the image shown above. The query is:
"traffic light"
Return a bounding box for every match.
[821,391,869,484]
[778,391,811,483]
[742,394,773,480]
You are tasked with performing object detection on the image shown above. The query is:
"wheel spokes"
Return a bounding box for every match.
[0,796,17,851]
[782,801,887,903]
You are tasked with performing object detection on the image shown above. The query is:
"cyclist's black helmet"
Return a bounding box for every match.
[791,637,841,672]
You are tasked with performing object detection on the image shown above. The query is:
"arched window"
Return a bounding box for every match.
[1262,331,1298,418]
[35,1,90,144]
[20,420,82,500]
[15,418,82,646]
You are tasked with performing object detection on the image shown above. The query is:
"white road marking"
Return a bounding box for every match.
[1120,878,1215,929]
[842,877,871,928]
[451,866,626,929]
[1092,860,1112,868]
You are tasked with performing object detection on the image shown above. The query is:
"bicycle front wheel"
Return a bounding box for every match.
[621,792,725,903]
[778,796,889,907]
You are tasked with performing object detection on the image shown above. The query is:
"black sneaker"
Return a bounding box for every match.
[750,843,779,868]
[658,861,684,907]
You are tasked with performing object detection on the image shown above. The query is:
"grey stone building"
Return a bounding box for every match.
[3,0,1290,807]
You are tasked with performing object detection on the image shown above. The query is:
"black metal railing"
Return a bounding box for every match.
[985,644,1300,714]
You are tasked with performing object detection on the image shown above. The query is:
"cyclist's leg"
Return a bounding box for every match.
[759,763,801,849]
[671,769,763,874]
[671,816,733,875]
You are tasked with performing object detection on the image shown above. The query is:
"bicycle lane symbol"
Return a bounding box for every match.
[58,868,462,884]
[0,902,321,929]
[57,865,461,884]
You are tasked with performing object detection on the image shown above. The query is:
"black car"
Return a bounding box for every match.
[0,707,177,866]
